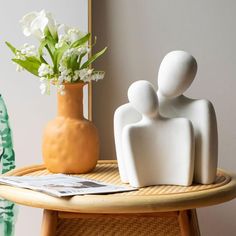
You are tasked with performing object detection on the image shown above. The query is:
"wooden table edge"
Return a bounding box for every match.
[0,161,236,214]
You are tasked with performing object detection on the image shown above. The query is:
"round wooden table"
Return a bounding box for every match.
[0,160,236,236]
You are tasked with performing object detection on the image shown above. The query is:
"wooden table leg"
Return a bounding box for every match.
[189,209,201,236]
[178,210,201,236]
[40,209,200,236]
[178,210,191,236]
[41,210,58,236]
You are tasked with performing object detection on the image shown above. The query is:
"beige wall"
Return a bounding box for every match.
[93,0,236,235]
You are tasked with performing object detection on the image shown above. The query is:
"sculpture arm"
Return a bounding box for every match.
[194,100,218,184]
[114,103,141,183]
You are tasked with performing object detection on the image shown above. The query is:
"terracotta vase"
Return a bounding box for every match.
[42,82,99,174]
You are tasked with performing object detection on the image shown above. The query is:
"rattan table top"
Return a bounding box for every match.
[0,160,236,213]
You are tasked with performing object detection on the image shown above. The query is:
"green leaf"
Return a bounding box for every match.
[44,27,58,42]
[5,42,18,55]
[90,36,97,47]
[53,44,69,72]
[12,58,41,76]
[46,38,56,53]
[44,42,56,73]
[44,35,56,63]
[76,52,87,70]
[81,47,107,69]
[25,56,41,64]
[69,54,78,70]
[38,40,48,64]
[45,42,54,58]
[70,33,90,48]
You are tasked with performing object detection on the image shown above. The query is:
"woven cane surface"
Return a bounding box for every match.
[55,216,181,236]
[24,162,231,196]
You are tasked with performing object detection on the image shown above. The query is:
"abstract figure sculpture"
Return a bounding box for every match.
[157,51,218,184]
[114,50,218,186]
[122,81,195,187]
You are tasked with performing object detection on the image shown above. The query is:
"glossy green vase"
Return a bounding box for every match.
[0,95,16,236]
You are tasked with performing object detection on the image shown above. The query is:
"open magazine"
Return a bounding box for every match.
[0,174,137,197]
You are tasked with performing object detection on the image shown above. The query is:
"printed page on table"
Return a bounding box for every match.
[0,174,137,197]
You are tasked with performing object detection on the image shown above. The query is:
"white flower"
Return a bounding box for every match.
[16,64,24,72]
[58,64,67,73]
[15,52,25,61]
[20,43,37,57]
[64,75,72,82]
[14,43,37,73]
[62,48,77,59]
[78,68,89,78]
[57,24,70,36]
[67,28,84,44]
[55,34,69,48]
[58,65,73,83]
[40,83,47,95]
[87,69,93,75]
[73,70,80,81]
[58,75,64,84]
[40,77,46,82]
[20,10,57,39]
[77,46,90,58]
[63,69,72,76]
[39,77,51,95]
[56,26,86,48]
[62,47,87,60]
[14,51,26,72]
[91,72,105,81]
[58,84,65,95]
[76,68,94,82]
[38,63,54,77]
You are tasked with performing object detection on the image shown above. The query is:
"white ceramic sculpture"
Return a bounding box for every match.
[122,80,195,187]
[114,50,218,185]
[114,103,141,183]
[157,51,218,184]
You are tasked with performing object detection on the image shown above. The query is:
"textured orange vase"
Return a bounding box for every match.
[42,83,99,174]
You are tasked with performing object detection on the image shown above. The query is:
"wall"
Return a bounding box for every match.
[0,1,88,235]
[92,0,236,235]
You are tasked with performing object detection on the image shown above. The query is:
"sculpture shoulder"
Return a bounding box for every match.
[193,99,216,113]
[169,117,193,131]
[194,98,212,106]
[114,103,141,125]
[115,103,132,114]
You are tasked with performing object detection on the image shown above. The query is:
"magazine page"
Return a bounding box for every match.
[0,174,137,197]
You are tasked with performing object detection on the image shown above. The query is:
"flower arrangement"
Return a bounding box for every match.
[6,10,107,95]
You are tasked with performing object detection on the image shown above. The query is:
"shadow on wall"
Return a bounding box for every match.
[92,0,117,160]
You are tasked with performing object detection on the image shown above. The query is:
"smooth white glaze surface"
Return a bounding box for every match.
[122,81,194,187]
[157,51,218,184]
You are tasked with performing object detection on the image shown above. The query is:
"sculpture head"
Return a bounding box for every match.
[158,51,197,98]
[128,80,158,118]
